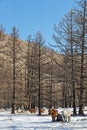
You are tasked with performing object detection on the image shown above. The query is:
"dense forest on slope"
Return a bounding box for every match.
[0,30,63,114]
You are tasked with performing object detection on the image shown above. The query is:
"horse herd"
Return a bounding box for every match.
[17,108,71,122]
[48,109,71,122]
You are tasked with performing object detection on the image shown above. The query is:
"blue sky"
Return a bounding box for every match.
[0,0,74,44]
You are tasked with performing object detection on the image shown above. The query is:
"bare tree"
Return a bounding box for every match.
[34,31,45,115]
[9,26,20,114]
[53,9,79,114]
[75,0,87,114]
[0,24,5,40]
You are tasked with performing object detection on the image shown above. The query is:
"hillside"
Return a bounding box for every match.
[0,32,63,110]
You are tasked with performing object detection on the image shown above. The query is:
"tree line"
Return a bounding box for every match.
[0,0,87,115]
[53,0,87,115]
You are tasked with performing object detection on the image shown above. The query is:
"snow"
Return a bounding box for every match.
[0,108,87,130]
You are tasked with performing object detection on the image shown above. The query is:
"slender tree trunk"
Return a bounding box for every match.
[79,0,86,115]
[12,37,16,114]
[38,41,41,115]
[70,13,77,114]
[11,26,19,114]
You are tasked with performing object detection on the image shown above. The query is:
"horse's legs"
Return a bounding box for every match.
[52,116,55,121]
[68,116,71,122]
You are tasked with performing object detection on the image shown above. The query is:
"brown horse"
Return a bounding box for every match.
[48,109,58,121]
[29,109,36,113]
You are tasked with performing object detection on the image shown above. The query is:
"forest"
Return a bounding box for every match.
[0,0,87,116]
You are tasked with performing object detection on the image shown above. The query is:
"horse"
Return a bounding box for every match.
[40,109,45,113]
[62,109,71,122]
[56,113,63,121]
[48,109,58,121]
[29,109,36,113]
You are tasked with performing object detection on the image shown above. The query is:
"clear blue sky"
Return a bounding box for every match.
[0,0,75,44]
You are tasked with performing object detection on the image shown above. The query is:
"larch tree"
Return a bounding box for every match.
[34,31,45,115]
[11,26,19,113]
[53,9,78,114]
[75,0,87,115]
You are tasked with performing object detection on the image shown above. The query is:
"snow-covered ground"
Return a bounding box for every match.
[0,108,87,130]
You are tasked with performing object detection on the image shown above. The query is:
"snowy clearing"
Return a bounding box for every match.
[0,109,87,130]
